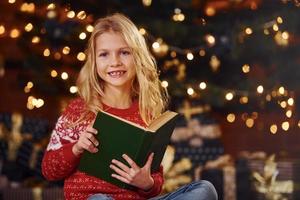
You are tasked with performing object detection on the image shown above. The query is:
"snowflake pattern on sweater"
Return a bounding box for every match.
[42,98,164,200]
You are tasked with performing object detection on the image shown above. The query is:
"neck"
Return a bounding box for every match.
[102,86,132,109]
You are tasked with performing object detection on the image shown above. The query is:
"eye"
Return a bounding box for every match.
[121,50,131,55]
[98,52,108,57]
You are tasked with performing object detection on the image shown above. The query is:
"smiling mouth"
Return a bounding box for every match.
[108,70,126,77]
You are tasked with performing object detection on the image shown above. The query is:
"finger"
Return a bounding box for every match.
[110,164,131,180]
[111,173,130,184]
[82,139,98,153]
[84,132,99,147]
[122,154,139,170]
[87,133,99,147]
[111,159,131,172]
[86,126,98,134]
[145,152,154,169]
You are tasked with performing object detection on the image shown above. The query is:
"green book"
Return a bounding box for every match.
[78,110,179,189]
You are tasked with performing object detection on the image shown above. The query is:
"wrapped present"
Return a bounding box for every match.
[200,154,237,200]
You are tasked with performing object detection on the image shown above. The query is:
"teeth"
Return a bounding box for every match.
[108,71,125,76]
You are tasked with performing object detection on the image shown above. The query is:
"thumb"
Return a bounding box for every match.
[145,152,154,169]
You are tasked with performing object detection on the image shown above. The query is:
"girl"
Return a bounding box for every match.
[42,13,217,200]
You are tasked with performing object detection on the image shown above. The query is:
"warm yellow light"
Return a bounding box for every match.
[187,88,194,95]
[277,17,283,24]
[161,80,168,88]
[205,34,215,46]
[79,32,86,40]
[281,121,289,131]
[187,53,194,60]
[170,51,177,58]
[227,113,235,123]
[266,94,271,101]
[280,101,287,108]
[278,86,285,95]
[242,64,250,73]
[177,13,185,21]
[246,118,254,128]
[35,99,44,108]
[205,7,216,16]
[287,98,294,106]
[257,85,264,94]
[62,46,70,55]
[47,3,56,10]
[67,11,75,18]
[199,49,206,57]
[61,72,68,80]
[86,25,94,32]
[47,10,57,18]
[270,124,277,134]
[43,48,50,57]
[32,36,40,43]
[69,86,78,94]
[77,11,87,20]
[225,92,234,101]
[264,29,270,35]
[77,52,86,61]
[0,25,5,35]
[142,0,152,6]
[24,86,30,93]
[8,0,16,3]
[273,24,279,31]
[245,27,253,35]
[27,81,33,88]
[199,82,207,90]
[240,96,248,104]
[10,29,20,38]
[152,42,160,49]
[282,31,289,40]
[139,28,146,35]
[54,52,61,60]
[50,70,58,77]
[298,121,300,128]
[286,110,292,118]
[24,23,33,32]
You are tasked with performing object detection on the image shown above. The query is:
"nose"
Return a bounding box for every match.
[110,53,121,67]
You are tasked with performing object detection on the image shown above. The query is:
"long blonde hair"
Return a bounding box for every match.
[76,13,168,125]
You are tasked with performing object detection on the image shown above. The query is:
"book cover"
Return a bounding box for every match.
[78,110,179,189]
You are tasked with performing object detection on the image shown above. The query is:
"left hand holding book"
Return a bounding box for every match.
[72,126,99,156]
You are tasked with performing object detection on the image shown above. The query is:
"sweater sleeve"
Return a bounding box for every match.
[42,98,92,181]
[136,166,164,198]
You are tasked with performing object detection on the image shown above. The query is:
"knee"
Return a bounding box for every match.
[195,180,218,200]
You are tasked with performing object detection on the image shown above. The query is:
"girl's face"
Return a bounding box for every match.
[95,31,136,91]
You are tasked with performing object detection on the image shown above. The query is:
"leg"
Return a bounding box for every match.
[87,194,114,200]
[150,180,218,200]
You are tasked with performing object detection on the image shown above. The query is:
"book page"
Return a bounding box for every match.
[148,111,178,132]
[100,110,147,130]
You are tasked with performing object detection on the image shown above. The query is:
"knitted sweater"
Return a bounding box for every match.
[42,98,164,200]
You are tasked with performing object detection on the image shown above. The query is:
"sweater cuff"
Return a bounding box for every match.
[136,176,162,198]
[62,142,81,166]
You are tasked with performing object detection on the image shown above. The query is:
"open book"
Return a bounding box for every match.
[78,110,179,189]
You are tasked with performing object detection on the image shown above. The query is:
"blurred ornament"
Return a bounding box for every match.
[210,55,220,72]
[176,63,186,81]
[161,146,192,193]
[252,154,293,200]
[274,31,289,46]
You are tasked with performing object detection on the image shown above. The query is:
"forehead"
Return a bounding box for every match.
[95,31,129,50]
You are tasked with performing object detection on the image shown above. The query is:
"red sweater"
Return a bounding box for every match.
[42,98,164,200]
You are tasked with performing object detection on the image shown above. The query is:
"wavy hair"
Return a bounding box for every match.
[76,13,168,125]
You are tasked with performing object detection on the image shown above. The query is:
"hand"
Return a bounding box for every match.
[72,126,99,156]
[110,153,154,191]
